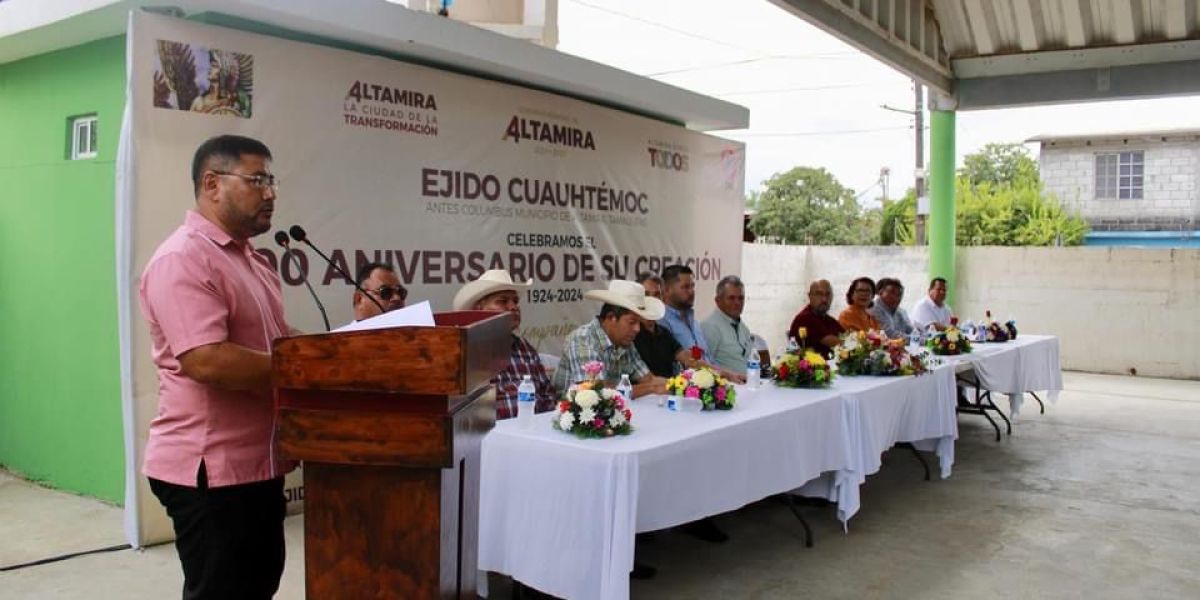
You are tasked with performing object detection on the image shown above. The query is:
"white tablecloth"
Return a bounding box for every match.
[792,363,959,510]
[839,362,959,480]
[478,364,961,600]
[478,388,853,600]
[943,335,1063,417]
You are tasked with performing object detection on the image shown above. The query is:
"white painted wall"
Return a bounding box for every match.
[1039,136,1200,229]
[738,244,1200,380]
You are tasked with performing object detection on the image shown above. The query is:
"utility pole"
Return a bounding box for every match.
[914,81,928,245]
[881,79,929,245]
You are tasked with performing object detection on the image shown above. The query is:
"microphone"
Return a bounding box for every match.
[274,231,330,332]
[288,225,386,314]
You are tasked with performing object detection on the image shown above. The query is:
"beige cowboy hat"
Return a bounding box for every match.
[584,280,666,321]
[453,269,533,310]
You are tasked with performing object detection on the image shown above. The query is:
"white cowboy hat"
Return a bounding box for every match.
[584,280,666,321]
[453,269,533,310]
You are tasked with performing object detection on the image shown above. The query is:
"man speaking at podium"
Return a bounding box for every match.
[138,135,293,599]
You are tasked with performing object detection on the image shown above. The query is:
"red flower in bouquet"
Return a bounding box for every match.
[690,345,703,360]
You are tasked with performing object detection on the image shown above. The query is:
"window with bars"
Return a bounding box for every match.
[1095,151,1143,200]
[70,115,98,160]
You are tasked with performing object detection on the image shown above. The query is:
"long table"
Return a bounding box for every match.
[477,335,1060,600]
[478,363,958,600]
[940,334,1063,417]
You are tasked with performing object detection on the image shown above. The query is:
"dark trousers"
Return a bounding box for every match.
[149,463,286,600]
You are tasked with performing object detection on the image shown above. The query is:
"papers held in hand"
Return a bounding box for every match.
[333,301,436,333]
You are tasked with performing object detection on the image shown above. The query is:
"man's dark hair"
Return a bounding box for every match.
[877,277,903,294]
[929,277,948,290]
[845,277,876,305]
[661,264,693,286]
[636,272,663,287]
[191,135,273,196]
[355,261,395,287]
[598,303,633,321]
[715,275,744,297]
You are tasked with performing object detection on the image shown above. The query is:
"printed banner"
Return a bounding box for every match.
[120,12,743,545]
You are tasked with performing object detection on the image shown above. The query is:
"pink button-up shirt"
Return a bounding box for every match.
[138,210,292,488]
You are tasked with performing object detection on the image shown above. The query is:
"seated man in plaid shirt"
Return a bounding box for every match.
[553,280,669,399]
[453,270,557,419]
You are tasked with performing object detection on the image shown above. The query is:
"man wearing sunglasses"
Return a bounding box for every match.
[351,261,407,321]
[138,134,291,599]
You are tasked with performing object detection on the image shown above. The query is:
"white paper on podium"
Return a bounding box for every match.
[332,300,436,333]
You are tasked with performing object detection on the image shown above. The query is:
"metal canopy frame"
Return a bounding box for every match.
[770,0,1200,110]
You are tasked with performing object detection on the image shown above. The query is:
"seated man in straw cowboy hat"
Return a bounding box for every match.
[454,269,557,420]
[553,280,669,399]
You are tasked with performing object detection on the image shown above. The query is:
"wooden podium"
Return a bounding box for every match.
[273,311,511,599]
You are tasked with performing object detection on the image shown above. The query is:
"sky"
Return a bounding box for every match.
[553,0,1200,203]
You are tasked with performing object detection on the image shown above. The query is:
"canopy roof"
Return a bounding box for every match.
[770,0,1200,110]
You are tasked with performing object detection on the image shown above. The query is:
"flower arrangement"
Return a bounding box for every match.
[665,366,736,410]
[982,310,1015,342]
[835,330,930,376]
[926,318,972,355]
[773,349,835,388]
[553,361,633,438]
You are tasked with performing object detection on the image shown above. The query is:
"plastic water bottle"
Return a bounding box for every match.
[615,374,633,402]
[747,354,761,390]
[908,327,922,349]
[517,375,536,429]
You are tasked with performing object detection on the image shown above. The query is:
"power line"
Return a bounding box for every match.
[710,82,884,97]
[724,125,916,138]
[565,0,858,74]
[644,54,860,77]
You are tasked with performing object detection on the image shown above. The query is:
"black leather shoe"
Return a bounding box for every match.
[680,517,729,544]
[630,561,657,580]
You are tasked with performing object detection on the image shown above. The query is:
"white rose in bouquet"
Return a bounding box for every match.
[575,389,600,409]
[579,407,596,424]
[692,369,716,389]
[558,411,576,431]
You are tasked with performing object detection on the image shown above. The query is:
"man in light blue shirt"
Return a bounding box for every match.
[659,265,745,384]
[658,264,710,359]
[868,277,914,339]
[700,275,755,374]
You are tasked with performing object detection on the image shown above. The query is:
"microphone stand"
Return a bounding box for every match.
[289,226,386,315]
[274,232,330,332]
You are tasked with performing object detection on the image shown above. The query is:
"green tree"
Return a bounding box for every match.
[748,167,877,245]
[959,142,1040,188]
[881,143,1088,247]
[880,192,916,246]
[955,179,1087,246]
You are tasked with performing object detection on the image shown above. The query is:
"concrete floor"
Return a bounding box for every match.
[2,371,1198,599]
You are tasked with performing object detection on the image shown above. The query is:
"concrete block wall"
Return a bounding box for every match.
[740,244,1200,380]
[1039,138,1200,231]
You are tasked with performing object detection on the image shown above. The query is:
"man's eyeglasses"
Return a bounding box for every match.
[212,171,280,191]
[370,285,407,302]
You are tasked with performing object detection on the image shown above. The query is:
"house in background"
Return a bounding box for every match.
[1030,129,1200,248]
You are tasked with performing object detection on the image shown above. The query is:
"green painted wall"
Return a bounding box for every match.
[0,36,126,503]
